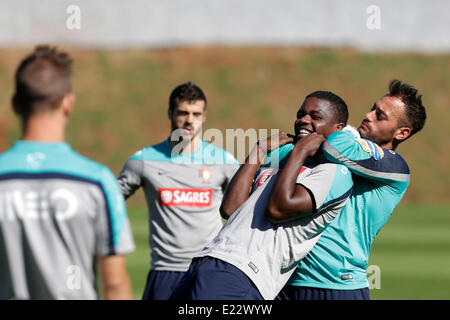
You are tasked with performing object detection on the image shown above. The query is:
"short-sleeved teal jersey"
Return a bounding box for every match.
[287,130,410,289]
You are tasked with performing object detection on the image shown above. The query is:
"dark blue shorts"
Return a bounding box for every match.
[142,270,187,300]
[275,285,370,300]
[170,257,263,300]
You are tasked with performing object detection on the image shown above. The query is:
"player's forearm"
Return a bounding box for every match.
[266,146,310,220]
[220,146,264,219]
[117,175,139,200]
[98,255,133,300]
[117,159,143,199]
[102,275,132,300]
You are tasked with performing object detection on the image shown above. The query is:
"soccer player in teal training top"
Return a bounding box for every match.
[0,46,135,299]
[275,80,427,300]
[118,82,239,300]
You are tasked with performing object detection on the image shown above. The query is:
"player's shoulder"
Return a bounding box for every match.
[326,127,367,149]
[325,129,362,154]
[199,140,239,165]
[129,140,172,162]
[0,148,21,175]
[0,147,17,164]
[332,163,353,182]
[377,148,410,174]
[0,141,38,164]
[313,161,352,178]
[0,142,116,186]
[67,149,116,183]
[338,134,410,175]
[305,161,353,192]
[265,143,294,168]
[327,128,358,141]
[127,140,239,165]
[326,129,409,169]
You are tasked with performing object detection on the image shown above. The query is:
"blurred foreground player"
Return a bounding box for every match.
[118,82,238,300]
[0,46,135,299]
[277,80,427,300]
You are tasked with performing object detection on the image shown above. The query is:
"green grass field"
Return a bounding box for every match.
[125,202,450,300]
[368,203,450,300]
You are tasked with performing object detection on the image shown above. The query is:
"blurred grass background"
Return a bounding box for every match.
[0,47,449,299]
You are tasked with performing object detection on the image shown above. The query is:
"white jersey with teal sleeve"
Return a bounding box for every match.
[288,130,410,289]
[196,152,353,300]
[0,141,135,300]
[117,139,239,272]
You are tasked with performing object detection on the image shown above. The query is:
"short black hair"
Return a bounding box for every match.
[168,82,207,115]
[388,79,426,139]
[305,90,348,125]
[13,45,73,120]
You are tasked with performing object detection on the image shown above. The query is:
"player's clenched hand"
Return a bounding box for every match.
[258,131,293,153]
[293,133,325,157]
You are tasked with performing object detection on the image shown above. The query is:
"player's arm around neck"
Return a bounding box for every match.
[266,133,325,223]
[220,132,293,219]
[219,142,266,219]
[98,255,132,300]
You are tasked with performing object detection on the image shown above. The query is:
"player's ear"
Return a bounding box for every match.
[61,93,74,117]
[394,126,411,142]
[336,122,345,131]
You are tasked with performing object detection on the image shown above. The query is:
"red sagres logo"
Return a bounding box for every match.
[158,188,213,207]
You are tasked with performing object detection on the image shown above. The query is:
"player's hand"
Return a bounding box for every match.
[258,131,293,153]
[293,133,325,157]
